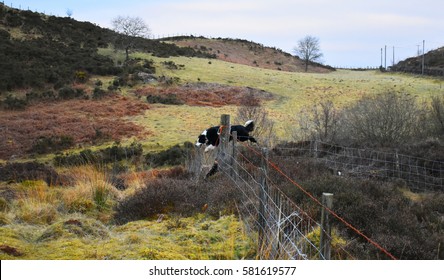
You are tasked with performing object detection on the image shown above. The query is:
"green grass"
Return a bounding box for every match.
[0,175,255,260]
[0,214,255,260]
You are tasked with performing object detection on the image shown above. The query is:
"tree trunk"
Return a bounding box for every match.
[125,46,129,61]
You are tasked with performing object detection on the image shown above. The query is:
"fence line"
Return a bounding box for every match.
[273,141,444,192]
[216,148,323,259]
[189,116,396,259]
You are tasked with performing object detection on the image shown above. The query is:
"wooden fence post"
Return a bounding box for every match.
[258,147,269,258]
[230,131,238,180]
[217,114,231,169]
[320,192,333,260]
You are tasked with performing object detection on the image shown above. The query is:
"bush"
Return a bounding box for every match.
[341,92,423,147]
[271,155,443,259]
[30,135,74,154]
[114,174,242,224]
[145,142,193,167]
[54,141,143,166]
[2,95,28,110]
[146,93,184,105]
[92,86,106,99]
[58,86,86,100]
[0,161,60,185]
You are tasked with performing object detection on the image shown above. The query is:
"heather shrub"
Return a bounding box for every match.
[30,135,74,154]
[285,172,441,259]
[114,175,242,224]
[2,95,27,110]
[0,161,60,185]
[145,142,194,167]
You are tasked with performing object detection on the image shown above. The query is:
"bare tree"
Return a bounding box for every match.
[66,9,73,18]
[111,16,151,61]
[293,35,323,72]
[342,92,422,147]
[429,95,444,136]
[293,100,340,142]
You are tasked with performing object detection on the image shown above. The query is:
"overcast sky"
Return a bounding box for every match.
[7,0,444,68]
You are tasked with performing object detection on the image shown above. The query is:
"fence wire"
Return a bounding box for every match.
[273,141,444,192]
[216,150,324,260]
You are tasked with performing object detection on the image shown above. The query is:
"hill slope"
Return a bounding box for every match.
[0,3,211,92]
[392,47,444,76]
[164,36,333,73]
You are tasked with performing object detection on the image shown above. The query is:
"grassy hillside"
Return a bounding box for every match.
[163,36,333,73]
[123,50,444,145]
[393,47,444,76]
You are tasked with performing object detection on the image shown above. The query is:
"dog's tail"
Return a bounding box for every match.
[244,120,254,132]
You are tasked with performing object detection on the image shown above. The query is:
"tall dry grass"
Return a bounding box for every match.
[61,166,120,222]
[15,180,59,225]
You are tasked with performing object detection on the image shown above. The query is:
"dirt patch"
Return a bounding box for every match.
[0,95,150,160]
[135,82,274,107]
[0,244,24,257]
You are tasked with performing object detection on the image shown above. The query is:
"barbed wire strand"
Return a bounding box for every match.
[241,143,398,260]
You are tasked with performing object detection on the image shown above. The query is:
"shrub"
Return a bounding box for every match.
[2,95,28,110]
[281,167,442,258]
[92,86,106,99]
[54,141,143,166]
[114,178,205,224]
[114,174,242,224]
[146,93,184,105]
[30,135,74,154]
[341,92,423,147]
[0,161,60,185]
[145,142,193,167]
[58,86,86,100]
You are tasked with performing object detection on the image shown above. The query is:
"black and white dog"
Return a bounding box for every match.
[196,120,257,152]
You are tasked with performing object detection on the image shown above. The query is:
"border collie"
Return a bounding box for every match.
[196,120,256,152]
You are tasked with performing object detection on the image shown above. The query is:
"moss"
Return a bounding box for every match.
[304,227,347,260]
[36,217,110,242]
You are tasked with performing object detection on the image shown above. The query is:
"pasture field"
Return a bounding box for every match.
[123,50,444,146]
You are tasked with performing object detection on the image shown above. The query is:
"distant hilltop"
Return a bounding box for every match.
[392,47,444,76]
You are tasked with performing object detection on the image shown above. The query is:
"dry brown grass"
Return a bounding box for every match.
[134,83,273,107]
[15,180,60,224]
[0,95,151,159]
[61,166,120,222]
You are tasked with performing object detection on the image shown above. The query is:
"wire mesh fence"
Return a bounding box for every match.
[187,139,327,260]
[273,141,444,192]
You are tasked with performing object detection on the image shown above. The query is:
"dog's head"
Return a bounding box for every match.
[195,130,208,147]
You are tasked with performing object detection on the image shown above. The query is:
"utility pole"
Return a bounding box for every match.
[422,40,425,75]
[380,48,383,67]
[384,45,387,70]
[392,46,395,67]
